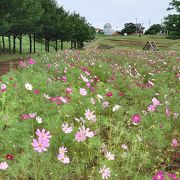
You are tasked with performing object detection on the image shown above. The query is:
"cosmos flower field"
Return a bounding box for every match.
[0,49,179,179]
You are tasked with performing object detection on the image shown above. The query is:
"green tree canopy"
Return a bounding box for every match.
[145,24,163,35]
[165,0,180,39]
[121,23,136,35]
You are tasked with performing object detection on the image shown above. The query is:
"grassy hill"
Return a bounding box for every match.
[85,34,180,51]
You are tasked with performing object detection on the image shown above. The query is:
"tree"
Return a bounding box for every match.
[165,0,180,39]
[121,23,136,35]
[167,0,180,12]
[145,24,163,35]
[164,15,180,39]
[0,0,13,53]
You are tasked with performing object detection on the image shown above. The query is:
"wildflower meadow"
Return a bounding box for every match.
[0,49,179,179]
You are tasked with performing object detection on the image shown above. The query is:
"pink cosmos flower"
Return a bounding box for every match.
[28,57,36,65]
[165,108,171,118]
[80,88,87,96]
[90,86,95,92]
[84,109,96,122]
[20,114,30,120]
[91,98,96,104]
[1,84,7,92]
[131,114,141,125]
[86,82,91,88]
[47,64,51,68]
[102,101,109,109]
[148,104,156,112]
[36,129,52,141]
[121,144,128,150]
[80,74,89,82]
[57,154,70,164]
[19,60,27,67]
[171,139,178,147]
[31,138,50,153]
[152,171,164,180]
[152,98,160,106]
[99,165,111,179]
[64,67,67,73]
[119,91,125,97]
[59,146,68,155]
[75,131,86,142]
[0,162,8,170]
[173,112,179,119]
[61,123,73,134]
[105,151,115,161]
[29,113,37,118]
[66,87,72,94]
[61,76,67,82]
[79,125,94,138]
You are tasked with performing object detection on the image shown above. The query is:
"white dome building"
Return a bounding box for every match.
[103,23,115,35]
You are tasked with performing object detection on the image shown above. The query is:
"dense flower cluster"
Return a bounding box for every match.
[1,50,179,179]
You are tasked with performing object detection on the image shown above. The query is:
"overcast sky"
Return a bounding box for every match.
[57,0,174,30]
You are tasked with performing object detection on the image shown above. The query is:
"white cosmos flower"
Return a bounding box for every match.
[36,116,43,124]
[25,83,33,90]
[112,105,121,112]
[43,94,51,99]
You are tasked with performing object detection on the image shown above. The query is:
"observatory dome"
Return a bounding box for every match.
[104,23,112,29]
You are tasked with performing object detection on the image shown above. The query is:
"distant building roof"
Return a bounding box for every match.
[135,23,145,30]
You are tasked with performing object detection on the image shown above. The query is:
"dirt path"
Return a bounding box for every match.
[0,59,20,76]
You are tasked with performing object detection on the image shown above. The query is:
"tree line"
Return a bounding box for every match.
[145,0,180,39]
[0,0,96,54]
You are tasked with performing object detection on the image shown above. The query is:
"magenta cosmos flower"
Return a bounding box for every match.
[152,171,164,180]
[106,92,113,97]
[36,129,52,141]
[28,57,36,65]
[131,114,141,125]
[5,154,14,160]
[171,139,178,147]
[31,138,50,153]
[33,89,40,95]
